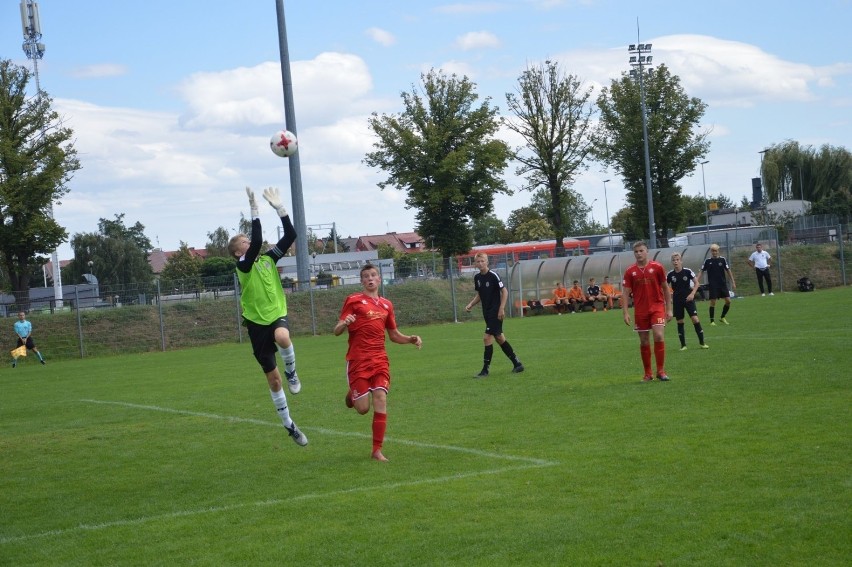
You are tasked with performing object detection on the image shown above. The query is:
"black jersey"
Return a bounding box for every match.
[587,284,601,296]
[667,268,698,301]
[701,256,730,288]
[474,270,504,315]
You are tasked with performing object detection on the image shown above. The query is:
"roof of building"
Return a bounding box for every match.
[355,232,426,254]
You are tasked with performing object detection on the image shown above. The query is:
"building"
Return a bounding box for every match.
[355,232,427,254]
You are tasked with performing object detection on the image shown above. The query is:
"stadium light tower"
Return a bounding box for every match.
[274,0,310,290]
[628,27,656,249]
[20,0,63,309]
[700,160,710,242]
[603,179,613,253]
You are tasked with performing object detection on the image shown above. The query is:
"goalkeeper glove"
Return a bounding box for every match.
[263,187,289,217]
[246,187,259,218]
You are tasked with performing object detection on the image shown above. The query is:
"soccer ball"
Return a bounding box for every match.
[270,130,298,157]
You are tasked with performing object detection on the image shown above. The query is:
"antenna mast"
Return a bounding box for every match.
[20,1,63,309]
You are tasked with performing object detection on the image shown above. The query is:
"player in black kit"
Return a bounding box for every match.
[464,252,524,378]
[698,244,736,325]
[667,252,709,350]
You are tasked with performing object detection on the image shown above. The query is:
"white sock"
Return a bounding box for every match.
[270,389,293,427]
[278,344,296,375]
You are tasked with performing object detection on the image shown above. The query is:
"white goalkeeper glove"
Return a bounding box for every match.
[246,187,259,218]
[263,187,289,217]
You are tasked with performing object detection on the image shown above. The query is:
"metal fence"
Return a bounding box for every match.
[2,223,849,362]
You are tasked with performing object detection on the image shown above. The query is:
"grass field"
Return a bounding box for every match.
[2,287,850,566]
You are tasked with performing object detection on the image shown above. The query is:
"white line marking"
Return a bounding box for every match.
[79,399,555,466]
[0,400,559,545]
[0,462,553,545]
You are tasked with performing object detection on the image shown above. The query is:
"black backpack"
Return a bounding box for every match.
[797,277,815,292]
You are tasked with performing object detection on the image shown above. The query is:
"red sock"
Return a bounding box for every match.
[640,344,652,375]
[654,341,666,374]
[372,412,387,454]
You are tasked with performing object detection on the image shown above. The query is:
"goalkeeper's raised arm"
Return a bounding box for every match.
[263,187,296,260]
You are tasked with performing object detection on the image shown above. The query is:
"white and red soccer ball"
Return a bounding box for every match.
[270,130,298,157]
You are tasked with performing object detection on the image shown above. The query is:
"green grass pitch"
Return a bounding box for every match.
[1,288,850,565]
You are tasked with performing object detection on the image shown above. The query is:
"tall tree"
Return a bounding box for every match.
[471,214,511,245]
[365,69,511,260]
[596,64,710,244]
[205,226,231,258]
[65,214,153,286]
[161,242,203,290]
[504,61,596,255]
[0,59,80,294]
[760,141,851,205]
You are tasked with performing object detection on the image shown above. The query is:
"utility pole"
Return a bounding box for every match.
[628,23,656,249]
[20,0,63,309]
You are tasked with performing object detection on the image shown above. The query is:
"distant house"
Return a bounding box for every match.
[355,232,426,254]
[148,247,208,276]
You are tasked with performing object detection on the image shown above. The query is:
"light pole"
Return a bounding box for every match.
[20,1,63,309]
[603,180,613,253]
[274,0,310,290]
[700,160,710,242]
[629,32,656,249]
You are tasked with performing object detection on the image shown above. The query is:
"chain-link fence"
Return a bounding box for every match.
[2,222,849,362]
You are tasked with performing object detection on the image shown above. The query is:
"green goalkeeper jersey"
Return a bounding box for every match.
[238,254,288,325]
[236,216,296,325]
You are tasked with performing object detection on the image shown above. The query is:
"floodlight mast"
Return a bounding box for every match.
[274,0,310,290]
[628,26,656,249]
[21,0,63,309]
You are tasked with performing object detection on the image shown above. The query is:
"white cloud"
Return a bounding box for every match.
[175,52,375,131]
[455,31,501,51]
[547,35,852,110]
[366,27,396,47]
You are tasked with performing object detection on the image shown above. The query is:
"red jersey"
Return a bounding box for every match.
[622,260,666,314]
[339,292,398,362]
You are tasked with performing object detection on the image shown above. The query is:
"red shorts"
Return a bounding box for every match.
[633,306,666,332]
[346,358,390,401]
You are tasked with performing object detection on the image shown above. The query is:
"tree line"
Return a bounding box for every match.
[2,57,850,295]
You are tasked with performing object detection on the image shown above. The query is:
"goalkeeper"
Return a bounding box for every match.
[228,187,307,447]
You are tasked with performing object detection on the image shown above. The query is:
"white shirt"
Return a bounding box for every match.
[749,250,771,270]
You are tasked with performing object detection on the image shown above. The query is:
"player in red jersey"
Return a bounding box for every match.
[334,264,422,461]
[622,241,673,382]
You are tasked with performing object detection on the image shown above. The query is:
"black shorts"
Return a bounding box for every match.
[483,313,504,337]
[17,337,36,349]
[673,298,698,320]
[246,317,290,373]
[708,285,730,300]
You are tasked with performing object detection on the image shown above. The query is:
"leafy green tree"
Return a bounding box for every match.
[161,242,203,290]
[611,206,642,241]
[66,214,153,287]
[201,256,236,279]
[529,187,595,236]
[760,141,851,205]
[506,206,545,237]
[681,194,709,229]
[0,59,80,294]
[205,227,231,258]
[810,187,852,222]
[365,69,511,260]
[596,64,710,243]
[514,218,553,242]
[504,61,596,254]
[376,243,396,260]
[471,214,511,245]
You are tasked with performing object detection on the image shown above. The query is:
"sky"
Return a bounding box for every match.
[2,0,850,261]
